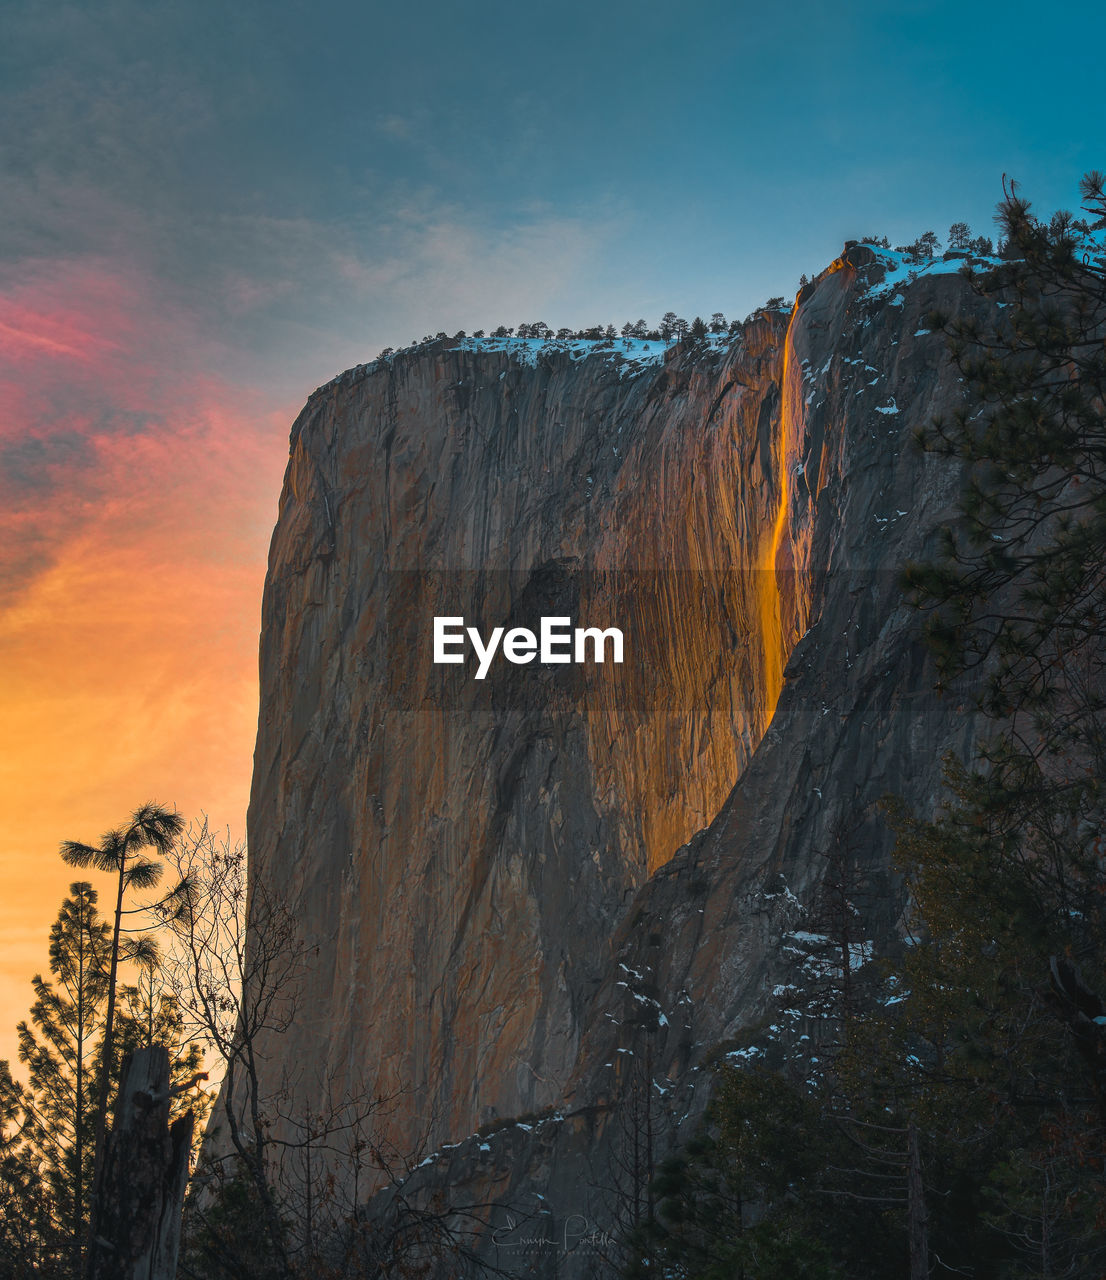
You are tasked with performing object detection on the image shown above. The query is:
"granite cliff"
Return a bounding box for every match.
[244,243,992,1272]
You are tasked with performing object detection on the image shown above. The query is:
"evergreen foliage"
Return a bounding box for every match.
[948,220,972,251]
[59,802,189,1252]
[624,171,1106,1279]
[0,824,207,1277]
[625,1067,898,1279]
[180,1159,289,1280]
[16,883,109,1266]
[0,1061,61,1278]
[892,168,1106,1274]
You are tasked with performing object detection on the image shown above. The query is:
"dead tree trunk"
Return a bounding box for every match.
[86,1046,194,1280]
[907,1122,929,1280]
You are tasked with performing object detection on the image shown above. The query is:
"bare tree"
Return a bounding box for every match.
[163,821,303,1274]
[165,822,500,1280]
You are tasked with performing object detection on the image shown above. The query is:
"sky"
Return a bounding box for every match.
[1,0,1104,1067]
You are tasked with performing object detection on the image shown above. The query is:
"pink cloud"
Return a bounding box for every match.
[0,251,293,1070]
[0,261,134,372]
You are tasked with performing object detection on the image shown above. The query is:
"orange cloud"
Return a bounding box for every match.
[0,255,292,1069]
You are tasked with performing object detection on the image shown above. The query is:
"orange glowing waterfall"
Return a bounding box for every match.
[756,308,801,719]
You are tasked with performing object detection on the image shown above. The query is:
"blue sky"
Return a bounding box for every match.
[4,0,1103,388]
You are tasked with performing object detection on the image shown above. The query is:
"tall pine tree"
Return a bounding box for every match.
[16,883,109,1271]
[58,802,186,1246]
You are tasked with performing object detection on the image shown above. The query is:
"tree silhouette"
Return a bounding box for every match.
[15,883,108,1270]
[0,1061,59,1277]
[59,802,187,1255]
[947,221,971,251]
[20,886,106,1254]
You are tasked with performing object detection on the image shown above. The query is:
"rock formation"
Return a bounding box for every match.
[243,243,993,1272]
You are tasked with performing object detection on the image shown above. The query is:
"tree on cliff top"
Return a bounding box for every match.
[948,221,972,252]
[908,174,1106,702]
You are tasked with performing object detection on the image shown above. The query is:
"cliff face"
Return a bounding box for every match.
[246,244,991,1265]
[253,304,802,1133]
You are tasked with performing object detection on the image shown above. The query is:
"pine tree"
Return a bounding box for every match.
[16,883,109,1269]
[870,763,1106,1274]
[0,1060,60,1278]
[626,1066,888,1279]
[907,175,1106,719]
[900,230,940,262]
[58,803,187,1252]
[8,876,207,1276]
[947,221,972,251]
[889,170,1106,1271]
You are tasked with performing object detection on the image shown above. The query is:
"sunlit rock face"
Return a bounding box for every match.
[246,244,993,1267]
[252,313,805,1133]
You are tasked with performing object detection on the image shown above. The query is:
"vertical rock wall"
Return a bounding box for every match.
[244,245,994,1254]
[251,303,808,1142]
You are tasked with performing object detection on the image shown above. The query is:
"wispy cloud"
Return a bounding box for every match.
[376,113,416,140]
[0,245,291,1062]
[0,0,628,1068]
[0,177,618,1066]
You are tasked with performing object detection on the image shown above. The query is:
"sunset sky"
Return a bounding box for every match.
[2,0,1104,1066]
